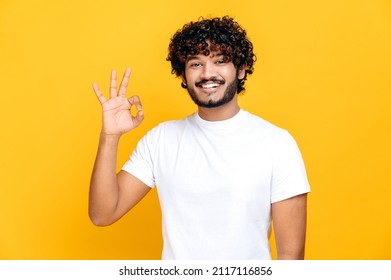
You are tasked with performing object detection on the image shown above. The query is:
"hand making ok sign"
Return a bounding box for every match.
[93,68,144,136]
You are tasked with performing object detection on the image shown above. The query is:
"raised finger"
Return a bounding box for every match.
[92,82,107,104]
[118,67,131,97]
[110,70,117,98]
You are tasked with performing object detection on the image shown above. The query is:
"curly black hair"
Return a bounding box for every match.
[167,16,256,93]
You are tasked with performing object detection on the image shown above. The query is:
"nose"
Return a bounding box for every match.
[200,61,216,79]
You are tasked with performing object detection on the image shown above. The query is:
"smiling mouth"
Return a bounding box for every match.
[201,83,220,89]
[196,79,225,89]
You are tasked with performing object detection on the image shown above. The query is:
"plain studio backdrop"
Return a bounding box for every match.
[0,0,390,259]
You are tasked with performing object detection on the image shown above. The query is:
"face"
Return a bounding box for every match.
[183,52,245,108]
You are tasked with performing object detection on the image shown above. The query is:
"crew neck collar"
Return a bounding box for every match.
[194,109,246,129]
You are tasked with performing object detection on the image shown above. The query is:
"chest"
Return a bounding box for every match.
[153,128,273,205]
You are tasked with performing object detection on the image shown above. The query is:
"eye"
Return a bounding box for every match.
[190,62,201,68]
[215,59,225,65]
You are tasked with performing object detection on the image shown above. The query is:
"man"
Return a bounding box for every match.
[89,16,310,260]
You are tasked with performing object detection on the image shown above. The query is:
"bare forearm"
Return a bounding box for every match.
[272,194,308,260]
[277,247,305,260]
[276,220,306,260]
[90,68,144,225]
[89,133,121,226]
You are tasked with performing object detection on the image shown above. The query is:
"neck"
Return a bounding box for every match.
[197,95,240,121]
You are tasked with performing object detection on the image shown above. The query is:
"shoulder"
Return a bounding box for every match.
[242,110,291,139]
[153,114,194,131]
[142,114,195,140]
[241,111,304,160]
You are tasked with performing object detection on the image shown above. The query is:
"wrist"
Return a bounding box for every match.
[99,132,121,144]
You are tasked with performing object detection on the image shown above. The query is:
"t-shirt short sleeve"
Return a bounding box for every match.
[270,130,310,203]
[121,128,157,188]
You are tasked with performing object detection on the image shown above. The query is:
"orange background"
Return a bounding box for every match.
[1,0,390,259]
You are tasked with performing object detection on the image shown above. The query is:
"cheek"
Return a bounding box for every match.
[220,65,238,78]
[184,70,197,83]
[222,70,237,82]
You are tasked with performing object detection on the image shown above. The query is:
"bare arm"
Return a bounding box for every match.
[89,68,150,226]
[271,193,308,260]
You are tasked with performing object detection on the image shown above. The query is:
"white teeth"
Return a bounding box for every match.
[201,83,219,89]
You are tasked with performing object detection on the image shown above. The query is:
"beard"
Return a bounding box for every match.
[186,77,239,108]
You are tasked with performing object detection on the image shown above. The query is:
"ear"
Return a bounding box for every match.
[238,66,246,80]
[181,75,187,86]
[181,74,187,89]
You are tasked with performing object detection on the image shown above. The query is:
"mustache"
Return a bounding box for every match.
[195,78,225,87]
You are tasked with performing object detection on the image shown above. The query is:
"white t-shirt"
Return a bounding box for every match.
[122,109,310,259]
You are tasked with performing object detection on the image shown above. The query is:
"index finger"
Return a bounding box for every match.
[118,67,131,97]
[128,95,143,111]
